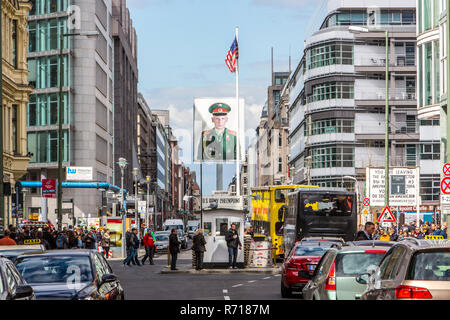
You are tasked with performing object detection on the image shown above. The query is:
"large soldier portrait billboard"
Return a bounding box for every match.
[193,98,245,162]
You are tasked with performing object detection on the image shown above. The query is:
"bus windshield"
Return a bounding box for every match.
[302,193,353,216]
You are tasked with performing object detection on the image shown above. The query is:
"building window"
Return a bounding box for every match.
[12,105,18,153]
[420,177,440,201]
[28,18,68,53]
[305,119,354,136]
[419,119,440,126]
[278,157,283,173]
[308,82,354,103]
[27,130,68,164]
[420,143,440,160]
[312,146,354,168]
[307,43,353,70]
[30,55,68,89]
[12,20,18,68]
[27,93,68,127]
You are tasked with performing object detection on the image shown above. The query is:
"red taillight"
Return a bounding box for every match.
[365,250,386,253]
[325,261,336,291]
[396,286,433,299]
[286,261,299,271]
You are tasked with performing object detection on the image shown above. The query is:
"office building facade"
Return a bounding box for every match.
[287,0,440,209]
[26,0,114,223]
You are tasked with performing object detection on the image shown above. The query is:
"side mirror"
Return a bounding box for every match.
[13,285,34,300]
[356,273,370,285]
[298,270,312,280]
[101,274,117,284]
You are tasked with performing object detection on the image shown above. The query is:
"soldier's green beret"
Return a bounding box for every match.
[209,103,231,116]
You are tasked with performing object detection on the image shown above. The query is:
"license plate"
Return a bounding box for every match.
[308,264,316,271]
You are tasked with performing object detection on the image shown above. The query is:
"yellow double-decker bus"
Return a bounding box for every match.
[250,185,317,258]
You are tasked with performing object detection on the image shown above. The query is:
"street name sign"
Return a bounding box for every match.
[366,167,419,207]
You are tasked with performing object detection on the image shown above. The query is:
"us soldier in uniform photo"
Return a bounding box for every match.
[198,103,237,161]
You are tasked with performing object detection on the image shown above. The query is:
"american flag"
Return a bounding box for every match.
[225,37,239,73]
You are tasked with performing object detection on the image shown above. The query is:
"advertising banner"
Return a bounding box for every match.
[193,98,245,162]
[66,167,93,181]
[42,179,57,198]
[106,218,123,247]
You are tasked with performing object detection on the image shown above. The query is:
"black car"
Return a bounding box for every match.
[0,245,46,262]
[0,256,35,300]
[14,250,124,300]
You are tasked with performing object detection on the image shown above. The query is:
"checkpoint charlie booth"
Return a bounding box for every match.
[198,195,245,268]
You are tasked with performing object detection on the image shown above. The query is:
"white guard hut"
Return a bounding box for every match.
[201,195,245,268]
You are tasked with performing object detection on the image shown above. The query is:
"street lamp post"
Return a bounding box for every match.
[57,31,99,231]
[146,176,150,229]
[349,26,390,208]
[133,168,139,239]
[117,157,128,258]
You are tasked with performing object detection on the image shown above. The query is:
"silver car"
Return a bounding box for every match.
[302,242,394,300]
[154,232,170,253]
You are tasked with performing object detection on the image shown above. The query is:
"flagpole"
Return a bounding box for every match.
[235,26,241,197]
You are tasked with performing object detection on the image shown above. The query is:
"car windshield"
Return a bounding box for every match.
[302,193,353,216]
[15,255,93,284]
[156,235,169,241]
[335,252,386,276]
[294,245,330,257]
[407,250,450,281]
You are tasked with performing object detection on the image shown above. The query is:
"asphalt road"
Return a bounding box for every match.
[109,249,300,300]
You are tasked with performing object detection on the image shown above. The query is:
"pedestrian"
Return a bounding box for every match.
[56,231,69,249]
[131,228,141,266]
[443,222,448,239]
[123,228,141,266]
[141,228,156,265]
[123,229,136,266]
[379,228,390,241]
[355,222,376,240]
[102,229,111,259]
[388,227,398,241]
[0,230,17,246]
[413,227,424,239]
[169,229,180,270]
[192,229,206,270]
[83,230,96,249]
[225,223,242,269]
[246,226,254,238]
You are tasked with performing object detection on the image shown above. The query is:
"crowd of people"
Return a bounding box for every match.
[0,224,112,259]
[356,220,448,241]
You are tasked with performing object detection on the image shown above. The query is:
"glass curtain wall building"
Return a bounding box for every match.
[287,0,440,216]
[25,0,115,224]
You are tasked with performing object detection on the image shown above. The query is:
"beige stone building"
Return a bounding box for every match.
[256,71,291,186]
[1,0,32,226]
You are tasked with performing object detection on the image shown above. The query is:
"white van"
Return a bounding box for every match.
[162,219,184,232]
[186,220,200,239]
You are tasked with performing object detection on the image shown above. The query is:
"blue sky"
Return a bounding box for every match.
[127,0,319,194]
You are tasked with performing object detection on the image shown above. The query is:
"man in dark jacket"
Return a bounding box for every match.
[123,229,137,266]
[192,229,206,270]
[169,229,180,270]
[83,231,95,249]
[131,228,141,266]
[225,224,242,269]
[355,222,376,241]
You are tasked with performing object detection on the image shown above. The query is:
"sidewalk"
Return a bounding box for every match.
[160,264,281,274]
